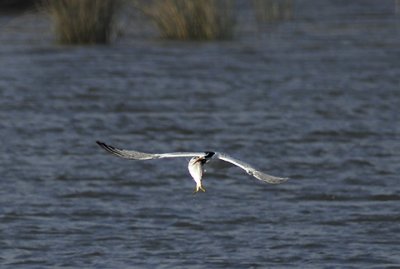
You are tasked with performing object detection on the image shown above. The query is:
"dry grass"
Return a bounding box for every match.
[253,0,292,23]
[134,0,235,40]
[43,0,117,44]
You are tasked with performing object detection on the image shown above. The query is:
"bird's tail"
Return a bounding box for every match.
[194,183,206,193]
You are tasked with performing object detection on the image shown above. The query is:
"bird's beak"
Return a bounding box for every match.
[194,157,205,164]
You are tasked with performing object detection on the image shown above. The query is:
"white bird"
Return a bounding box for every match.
[96,141,288,193]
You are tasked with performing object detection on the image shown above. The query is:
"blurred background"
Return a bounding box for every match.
[0,0,399,268]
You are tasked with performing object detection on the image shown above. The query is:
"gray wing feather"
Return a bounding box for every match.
[96,142,288,184]
[96,141,204,160]
[215,153,288,184]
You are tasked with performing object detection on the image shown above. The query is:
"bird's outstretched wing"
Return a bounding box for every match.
[96,141,205,160]
[215,153,288,184]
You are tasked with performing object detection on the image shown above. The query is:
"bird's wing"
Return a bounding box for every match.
[215,153,288,184]
[96,141,205,160]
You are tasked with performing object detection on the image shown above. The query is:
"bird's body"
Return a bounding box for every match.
[188,157,206,192]
[96,141,288,192]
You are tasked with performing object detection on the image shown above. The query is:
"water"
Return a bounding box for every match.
[1,1,399,268]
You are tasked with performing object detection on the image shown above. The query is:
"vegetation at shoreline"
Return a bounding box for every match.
[43,0,118,44]
[135,0,235,40]
[38,0,294,45]
[253,0,292,23]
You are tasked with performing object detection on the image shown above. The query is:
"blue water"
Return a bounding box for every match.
[1,1,399,268]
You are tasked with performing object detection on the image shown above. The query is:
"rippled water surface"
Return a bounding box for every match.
[1,1,400,268]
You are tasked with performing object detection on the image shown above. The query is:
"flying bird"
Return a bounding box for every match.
[96,141,288,193]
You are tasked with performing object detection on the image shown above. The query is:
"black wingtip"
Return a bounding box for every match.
[96,140,119,153]
[96,141,112,150]
[96,140,104,146]
[96,141,107,148]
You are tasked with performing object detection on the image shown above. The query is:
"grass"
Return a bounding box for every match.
[134,0,235,40]
[43,0,117,44]
[252,0,292,23]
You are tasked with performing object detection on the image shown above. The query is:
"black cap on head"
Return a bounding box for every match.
[204,151,215,159]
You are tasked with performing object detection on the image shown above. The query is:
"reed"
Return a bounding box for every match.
[252,0,292,23]
[44,0,117,44]
[135,0,235,40]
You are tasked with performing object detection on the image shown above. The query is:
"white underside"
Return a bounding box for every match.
[188,157,204,187]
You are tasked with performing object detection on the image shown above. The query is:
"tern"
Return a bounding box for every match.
[96,141,288,193]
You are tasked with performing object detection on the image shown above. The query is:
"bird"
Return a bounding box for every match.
[96,141,288,193]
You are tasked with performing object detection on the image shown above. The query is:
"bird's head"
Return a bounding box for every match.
[193,156,205,164]
[191,152,215,164]
[204,151,215,158]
